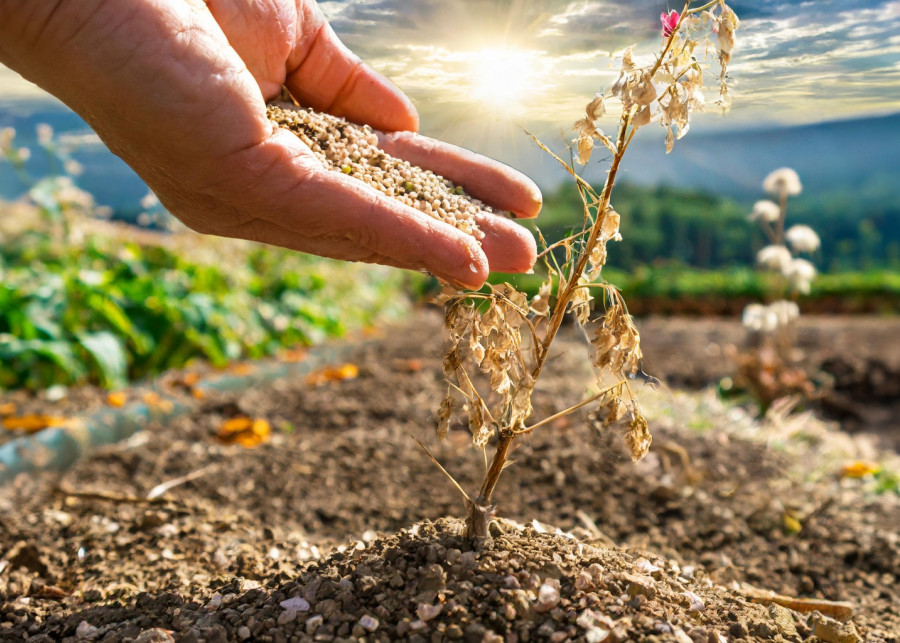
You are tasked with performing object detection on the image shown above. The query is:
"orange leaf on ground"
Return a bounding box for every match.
[142,392,174,413]
[841,461,881,479]
[392,358,423,372]
[2,415,70,433]
[217,417,271,448]
[220,417,253,433]
[305,363,359,386]
[191,388,205,400]
[0,403,17,416]
[182,373,201,386]
[230,363,255,376]
[281,348,307,363]
[107,392,127,407]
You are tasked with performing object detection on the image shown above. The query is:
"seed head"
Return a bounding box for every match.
[762,167,802,196]
[748,200,781,223]
[756,245,792,273]
[785,225,820,253]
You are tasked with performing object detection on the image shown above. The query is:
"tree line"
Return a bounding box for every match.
[537,182,900,273]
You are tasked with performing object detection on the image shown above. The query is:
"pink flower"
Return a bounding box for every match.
[661,10,679,38]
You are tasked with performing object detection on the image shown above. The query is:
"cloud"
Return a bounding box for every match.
[2,0,897,142]
[723,1,900,123]
[317,0,897,136]
[0,66,52,101]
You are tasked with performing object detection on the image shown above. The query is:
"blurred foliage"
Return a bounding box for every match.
[491,180,900,314]
[538,181,900,273]
[492,265,900,314]
[0,205,413,391]
[2,122,414,391]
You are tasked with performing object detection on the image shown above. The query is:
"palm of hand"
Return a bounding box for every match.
[19,0,540,287]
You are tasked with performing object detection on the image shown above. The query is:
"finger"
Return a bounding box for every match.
[475,213,537,274]
[224,216,422,272]
[285,21,418,132]
[377,131,542,219]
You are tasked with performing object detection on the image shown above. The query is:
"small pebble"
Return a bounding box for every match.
[358,615,379,632]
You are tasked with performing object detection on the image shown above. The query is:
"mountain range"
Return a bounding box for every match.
[2,99,898,218]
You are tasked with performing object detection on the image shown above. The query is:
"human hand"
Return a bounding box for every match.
[0,0,540,288]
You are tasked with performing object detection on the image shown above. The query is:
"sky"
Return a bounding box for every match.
[315,0,900,131]
[2,0,899,184]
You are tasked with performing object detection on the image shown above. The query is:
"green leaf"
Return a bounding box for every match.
[77,331,128,389]
[85,291,153,354]
[0,338,86,383]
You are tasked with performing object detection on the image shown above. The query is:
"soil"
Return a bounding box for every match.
[1,309,898,642]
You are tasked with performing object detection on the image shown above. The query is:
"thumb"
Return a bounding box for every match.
[285,8,418,132]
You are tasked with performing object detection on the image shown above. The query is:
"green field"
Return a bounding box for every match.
[0,204,413,391]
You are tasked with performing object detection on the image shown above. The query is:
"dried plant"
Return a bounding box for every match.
[730,168,824,409]
[434,1,741,538]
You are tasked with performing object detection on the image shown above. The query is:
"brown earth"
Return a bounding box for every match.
[1,309,898,642]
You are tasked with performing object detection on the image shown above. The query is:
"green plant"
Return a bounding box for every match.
[1,125,413,391]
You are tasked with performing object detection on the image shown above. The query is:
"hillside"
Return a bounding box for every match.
[619,111,900,200]
[2,98,898,224]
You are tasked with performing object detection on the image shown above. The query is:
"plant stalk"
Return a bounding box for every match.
[533,115,634,382]
[464,431,513,538]
[465,115,634,540]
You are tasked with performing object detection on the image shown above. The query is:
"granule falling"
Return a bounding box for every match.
[267,102,487,241]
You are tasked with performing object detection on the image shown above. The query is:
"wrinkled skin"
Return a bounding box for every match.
[0,0,540,288]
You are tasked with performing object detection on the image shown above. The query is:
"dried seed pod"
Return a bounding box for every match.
[624,411,651,461]
[437,392,452,440]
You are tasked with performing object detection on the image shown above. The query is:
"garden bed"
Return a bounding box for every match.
[1,309,898,641]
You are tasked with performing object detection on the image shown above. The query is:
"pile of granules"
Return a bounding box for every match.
[267,102,488,240]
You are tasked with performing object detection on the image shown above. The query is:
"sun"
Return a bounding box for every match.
[466,46,540,116]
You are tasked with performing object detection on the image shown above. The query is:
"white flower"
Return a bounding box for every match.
[762,168,802,196]
[756,245,792,273]
[140,191,160,210]
[65,159,84,176]
[786,258,816,294]
[768,300,800,327]
[785,225,820,253]
[0,126,16,154]
[743,303,769,332]
[36,123,54,146]
[742,303,778,333]
[748,200,780,223]
[743,300,800,333]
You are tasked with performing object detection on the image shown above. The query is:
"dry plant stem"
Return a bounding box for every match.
[55,484,171,506]
[776,191,788,244]
[741,585,854,622]
[536,115,635,374]
[466,117,635,539]
[518,380,625,436]
[145,463,217,500]
[461,0,735,538]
